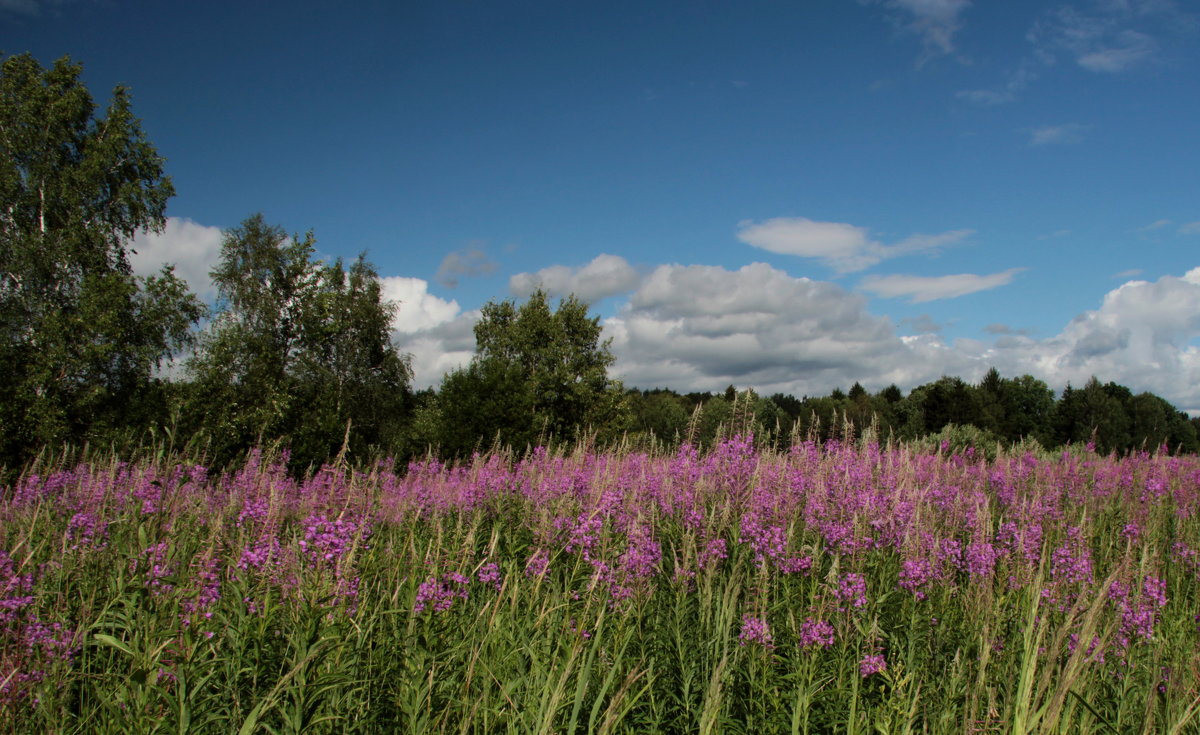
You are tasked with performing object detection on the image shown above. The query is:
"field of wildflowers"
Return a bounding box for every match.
[1,437,1198,733]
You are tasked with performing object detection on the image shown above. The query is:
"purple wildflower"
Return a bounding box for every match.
[797,618,835,650]
[697,538,728,571]
[859,652,887,678]
[65,512,108,551]
[525,548,550,579]
[836,572,868,610]
[477,561,503,591]
[898,558,933,600]
[738,614,774,649]
[299,514,370,569]
[413,573,470,613]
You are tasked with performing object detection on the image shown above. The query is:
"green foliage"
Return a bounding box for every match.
[918,376,983,434]
[428,289,626,455]
[0,52,203,467]
[1052,378,1199,455]
[184,214,411,469]
[693,395,731,447]
[631,390,691,445]
[1127,392,1198,453]
[996,373,1056,444]
[434,357,537,456]
[917,422,1003,461]
[624,370,1194,458]
[1054,378,1132,453]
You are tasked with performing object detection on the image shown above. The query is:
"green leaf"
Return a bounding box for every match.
[94,633,134,657]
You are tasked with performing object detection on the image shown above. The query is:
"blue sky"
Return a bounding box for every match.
[5,0,1200,410]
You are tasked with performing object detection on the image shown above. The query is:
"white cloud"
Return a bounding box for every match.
[1028,123,1089,145]
[597,261,1200,413]
[435,244,497,288]
[736,217,971,273]
[1178,222,1200,235]
[128,217,224,300]
[736,218,871,260]
[379,276,461,334]
[983,323,1032,336]
[509,254,642,302]
[604,262,976,395]
[984,267,1200,412]
[382,254,1200,413]
[868,0,973,63]
[1029,2,1176,74]
[378,276,477,389]
[859,268,1025,302]
[400,312,479,390]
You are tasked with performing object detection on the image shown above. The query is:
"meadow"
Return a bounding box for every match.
[0,436,1197,733]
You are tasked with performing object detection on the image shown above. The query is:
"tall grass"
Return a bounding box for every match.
[0,438,1197,733]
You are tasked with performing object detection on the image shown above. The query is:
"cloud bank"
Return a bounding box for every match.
[604,262,974,395]
[126,218,1200,413]
[598,263,1200,413]
[397,260,1200,414]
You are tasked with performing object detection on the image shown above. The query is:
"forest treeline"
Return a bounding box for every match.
[3,52,1197,475]
[611,371,1200,459]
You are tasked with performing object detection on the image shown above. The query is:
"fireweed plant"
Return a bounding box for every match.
[0,438,1197,733]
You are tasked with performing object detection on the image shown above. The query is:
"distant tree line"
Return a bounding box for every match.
[2,52,1196,475]
[618,371,1199,457]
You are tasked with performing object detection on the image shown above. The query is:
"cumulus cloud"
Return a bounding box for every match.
[859,268,1025,302]
[379,276,461,334]
[399,312,480,390]
[1027,123,1089,146]
[509,254,642,302]
[386,254,1200,413]
[983,268,1200,413]
[736,217,972,273]
[604,262,977,395]
[598,261,1200,413]
[435,245,497,288]
[378,276,477,388]
[128,217,225,300]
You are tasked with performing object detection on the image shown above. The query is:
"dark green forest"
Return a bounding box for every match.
[3,52,1197,475]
